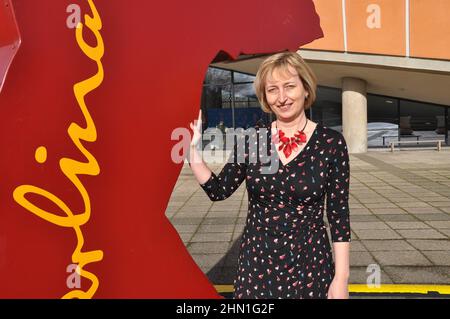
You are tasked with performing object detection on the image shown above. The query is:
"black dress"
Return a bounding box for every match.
[198,122,351,299]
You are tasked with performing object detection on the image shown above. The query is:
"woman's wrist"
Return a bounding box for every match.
[188,143,202,165]
[333,272,350,282]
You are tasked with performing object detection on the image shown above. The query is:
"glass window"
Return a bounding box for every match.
[201,74,450,149]
[234,72,256,83]
[367,95,399,147]
[233,83,269,129]
[233,83,259,109]
[400,100,446,144]
[203,68,231,85]
[306,85,450,148]
[201,84,233,130]
[311,87,342,131]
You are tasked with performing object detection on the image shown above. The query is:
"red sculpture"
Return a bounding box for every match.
[0,0,20,93]
[0,0,322,298]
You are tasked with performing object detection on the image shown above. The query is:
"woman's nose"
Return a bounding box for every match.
[278,89,287,103]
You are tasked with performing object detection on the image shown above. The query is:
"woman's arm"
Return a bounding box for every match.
[333,242,350,281]
[188,110,247,201]
[188,110,212,184]
[328,242,350,299]
[188,143,212,185]
[325,133,351,298]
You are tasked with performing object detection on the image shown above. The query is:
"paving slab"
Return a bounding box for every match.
[169,150,450,287]
[371,251,432,266]
[362,240,417,251]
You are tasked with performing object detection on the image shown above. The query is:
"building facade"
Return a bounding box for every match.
[203,0,450,153]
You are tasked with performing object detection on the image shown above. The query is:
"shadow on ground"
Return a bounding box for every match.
[206,238,240,285]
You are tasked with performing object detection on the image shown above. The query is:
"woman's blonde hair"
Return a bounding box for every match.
[254,51,317,113]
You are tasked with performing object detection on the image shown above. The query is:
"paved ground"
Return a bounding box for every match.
[165,147,450,290]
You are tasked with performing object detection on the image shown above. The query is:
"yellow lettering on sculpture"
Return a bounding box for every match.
[13,0,104,299]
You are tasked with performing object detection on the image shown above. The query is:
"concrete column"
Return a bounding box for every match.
[342,77,367,153]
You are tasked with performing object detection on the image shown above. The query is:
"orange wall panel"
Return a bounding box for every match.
[303,0,344,51]
[346,0,406,56]
[304,0,450,61]
[410,0,450,60]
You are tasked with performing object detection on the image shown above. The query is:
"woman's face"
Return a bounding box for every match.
[264,65,308,121]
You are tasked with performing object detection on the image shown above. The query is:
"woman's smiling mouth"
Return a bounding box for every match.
[278,103,293,111]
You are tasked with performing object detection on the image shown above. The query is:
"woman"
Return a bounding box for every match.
[188,51,351,299]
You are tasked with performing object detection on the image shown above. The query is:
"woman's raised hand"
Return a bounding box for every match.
[189,109,202,147]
